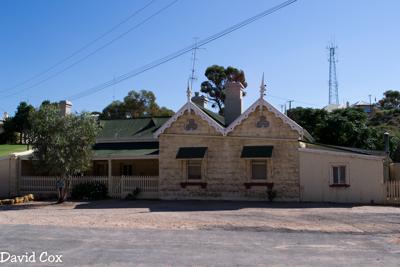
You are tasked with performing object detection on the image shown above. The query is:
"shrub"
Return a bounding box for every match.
[125,187,141,200]
[71,181,108,200]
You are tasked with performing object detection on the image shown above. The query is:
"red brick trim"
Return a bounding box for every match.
[180,182,207,189]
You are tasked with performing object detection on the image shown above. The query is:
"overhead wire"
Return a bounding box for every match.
[1,0,178,98]
[68,0,298,100]
[0,0,156,93]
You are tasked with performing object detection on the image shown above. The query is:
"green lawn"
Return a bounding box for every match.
[0,144,28,157]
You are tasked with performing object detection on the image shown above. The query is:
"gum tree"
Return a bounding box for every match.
[199,65,247,115]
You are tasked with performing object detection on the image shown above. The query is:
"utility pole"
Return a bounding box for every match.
[287,100,294,111]
[280,104,285,113]
[369,94,372,113]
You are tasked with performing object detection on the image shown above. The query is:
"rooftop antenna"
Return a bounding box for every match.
[189,37,204,91]
[328,42,339,105]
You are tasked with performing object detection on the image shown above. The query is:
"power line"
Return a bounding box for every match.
[268,94,320,107]
[68,0,298,101]
[0,0,156,94]
[1,0,178,99]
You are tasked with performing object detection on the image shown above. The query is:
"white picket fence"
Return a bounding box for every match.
[386,180,400,204]
[108,176,159,199]
[19,176,159,199]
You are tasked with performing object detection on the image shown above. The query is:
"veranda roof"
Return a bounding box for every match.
[92,141,159,158]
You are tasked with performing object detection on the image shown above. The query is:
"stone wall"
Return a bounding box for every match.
[159,107,301,201]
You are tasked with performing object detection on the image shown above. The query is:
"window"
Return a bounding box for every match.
[187,160,202,180]
[332,165,347,185]
[251,160,267,180]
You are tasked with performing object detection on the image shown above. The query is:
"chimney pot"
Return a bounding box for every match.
[191,92,207,108]
[59,100,72,116]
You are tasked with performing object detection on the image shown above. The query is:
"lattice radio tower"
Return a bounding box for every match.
[328,43,339,105]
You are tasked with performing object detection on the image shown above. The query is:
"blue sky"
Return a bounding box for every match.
[0,0,399,115]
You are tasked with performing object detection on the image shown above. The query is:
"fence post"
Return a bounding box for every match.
[120,176,124,199]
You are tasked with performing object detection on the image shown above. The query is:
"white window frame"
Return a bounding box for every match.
[330,163,349,186]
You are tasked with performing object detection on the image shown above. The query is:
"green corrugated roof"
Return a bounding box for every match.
[241,146,274,158]
[198,106,225,126]
[97,117,170,140]
[93,148,159,158]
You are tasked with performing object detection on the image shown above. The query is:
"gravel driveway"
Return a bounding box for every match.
[0,200,399,266]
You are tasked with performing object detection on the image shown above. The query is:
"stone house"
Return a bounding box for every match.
[155,80,312,200]
[3,77,395,203]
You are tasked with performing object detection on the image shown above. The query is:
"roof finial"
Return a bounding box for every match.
[260,73,266,100]
[187,80,192,113]
[187,80,192,103]
[259,73,266,115]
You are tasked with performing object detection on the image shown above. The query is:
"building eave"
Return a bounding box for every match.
[298,147,386,161]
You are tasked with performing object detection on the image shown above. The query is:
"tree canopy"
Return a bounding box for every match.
[379,90,400,110]
[0,101,34,144]
[200,65,247,114]
[29,103,101,202]
[288,107,400,161]
[100,90,174,119]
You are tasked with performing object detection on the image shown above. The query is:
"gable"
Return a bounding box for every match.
[227,105,299,139]
[225,99,311,140]
[154,98,312,140]
[155,103,225,137]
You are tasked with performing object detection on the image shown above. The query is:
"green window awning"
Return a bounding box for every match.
[176,147,207,159]
[241,146,273,158]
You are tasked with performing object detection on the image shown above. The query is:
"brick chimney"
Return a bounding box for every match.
[191,92,207,108]
[59,100,72,116]
[224,81,244,125]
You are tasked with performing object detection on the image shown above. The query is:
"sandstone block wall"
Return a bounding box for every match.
[159,108,301,201]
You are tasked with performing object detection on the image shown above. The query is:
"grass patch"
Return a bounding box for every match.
[0,144,28,157]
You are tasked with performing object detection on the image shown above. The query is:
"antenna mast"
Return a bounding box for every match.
[328,43,339,105]
[189,38,202,90]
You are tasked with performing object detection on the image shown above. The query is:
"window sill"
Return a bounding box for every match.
[244,182,274,189]
[180,182,207,189]
[329,184,350,188]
